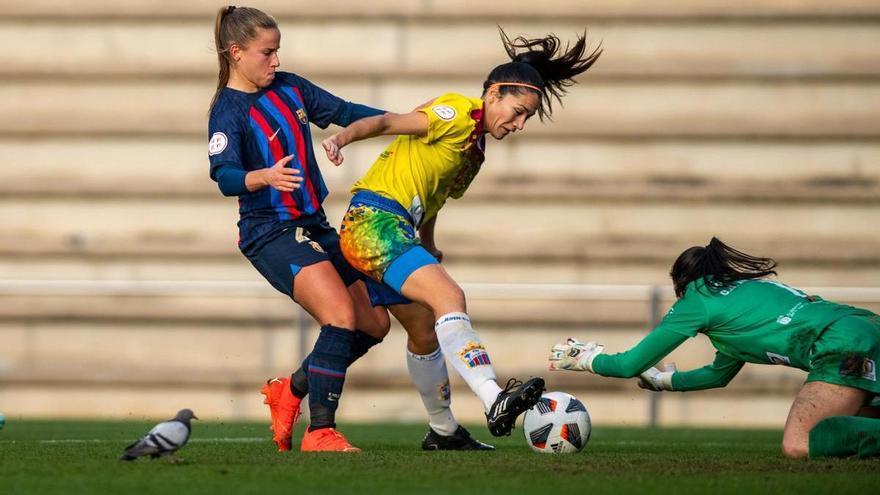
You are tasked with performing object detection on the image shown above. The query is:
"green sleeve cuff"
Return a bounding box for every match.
[670,353,744,391]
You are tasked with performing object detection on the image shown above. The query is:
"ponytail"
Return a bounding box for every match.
[483,28,602,120]
[210,5,278,112]
[670,237,778,298]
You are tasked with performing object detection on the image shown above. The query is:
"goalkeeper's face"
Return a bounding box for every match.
[483,90,540,140]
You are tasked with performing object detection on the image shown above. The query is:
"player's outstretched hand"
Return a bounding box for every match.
[322,135,345,166]
[264,155,302,192]
[548,338,604,373]
[638,363,676,391]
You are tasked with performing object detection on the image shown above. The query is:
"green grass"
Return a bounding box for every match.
[0,420,878,494]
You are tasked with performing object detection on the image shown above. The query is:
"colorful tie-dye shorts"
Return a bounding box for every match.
[339,190,439,295]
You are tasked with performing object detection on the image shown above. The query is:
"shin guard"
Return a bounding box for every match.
[434,312,501,411]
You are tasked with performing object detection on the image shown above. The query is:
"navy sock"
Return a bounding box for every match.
[290,364,308,399]
[306,325,354,431]
[350,330,384,365]
[290,330,382,398]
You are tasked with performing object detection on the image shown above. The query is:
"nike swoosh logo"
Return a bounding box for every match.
[268,128,281,141]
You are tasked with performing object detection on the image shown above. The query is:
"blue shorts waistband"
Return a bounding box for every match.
[350,190,413,224]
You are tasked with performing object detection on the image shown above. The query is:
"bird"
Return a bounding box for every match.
[119,409,198,461]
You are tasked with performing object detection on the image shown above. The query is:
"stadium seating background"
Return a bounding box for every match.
[1,0,879,426]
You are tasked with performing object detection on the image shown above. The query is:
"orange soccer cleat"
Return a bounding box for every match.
[300,427,361,453]
[260,377,303,452]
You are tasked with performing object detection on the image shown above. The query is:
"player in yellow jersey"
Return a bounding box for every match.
[322,30,602,440]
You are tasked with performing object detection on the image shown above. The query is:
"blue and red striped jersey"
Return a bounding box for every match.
[208,72,382,254]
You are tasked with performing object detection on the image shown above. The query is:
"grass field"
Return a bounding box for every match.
[0,419,878,494]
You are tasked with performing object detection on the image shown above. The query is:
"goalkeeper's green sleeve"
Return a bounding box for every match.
[591,326,688,378]
[670,352,745,391]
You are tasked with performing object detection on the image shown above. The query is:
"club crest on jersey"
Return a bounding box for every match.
[459,342,491,368]
[432,105,456,121]
[296,108,308,124]
[208,132,228,156]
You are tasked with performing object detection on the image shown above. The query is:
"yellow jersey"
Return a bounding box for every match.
[351,93,486,227]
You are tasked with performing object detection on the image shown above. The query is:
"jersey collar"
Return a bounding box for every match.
[468,106,486,153]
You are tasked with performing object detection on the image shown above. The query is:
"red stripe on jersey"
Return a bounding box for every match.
[249,106,300,220]
[290,88,320,212]
[266,90,320,213]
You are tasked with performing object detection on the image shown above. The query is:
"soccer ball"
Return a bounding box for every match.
[523,391,591,454]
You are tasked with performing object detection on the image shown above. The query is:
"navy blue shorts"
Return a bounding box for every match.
[246,219,364,298]
[364,276,411,307]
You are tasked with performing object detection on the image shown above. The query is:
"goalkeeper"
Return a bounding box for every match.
[548,237,880,459]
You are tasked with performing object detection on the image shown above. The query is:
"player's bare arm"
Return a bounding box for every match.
[322,112,429,166]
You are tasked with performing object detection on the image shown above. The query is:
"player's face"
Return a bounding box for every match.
[483,90,540,140]
[232,27,281,90]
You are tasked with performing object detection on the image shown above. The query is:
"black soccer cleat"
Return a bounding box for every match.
[421,426,495,451]
[486,377,545,437]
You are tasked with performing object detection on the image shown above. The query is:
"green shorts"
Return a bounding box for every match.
[806,313,880,395]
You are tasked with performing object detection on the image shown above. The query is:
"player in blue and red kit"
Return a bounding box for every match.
[208,5,390,452]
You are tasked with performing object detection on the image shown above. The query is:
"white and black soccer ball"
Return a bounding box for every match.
[523,391,591,454]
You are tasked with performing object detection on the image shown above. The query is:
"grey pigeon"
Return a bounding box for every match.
[119,409,197,461]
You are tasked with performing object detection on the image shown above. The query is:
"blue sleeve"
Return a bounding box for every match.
[288,73,385,128]
[208,101,249,196]
[212,164,248,197]
[333,102,385,127]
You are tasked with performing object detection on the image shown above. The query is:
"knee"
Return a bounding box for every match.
[428,284,466,316]
[781,438,808,459]
[324,305,357,330]
[407,329,440,355]
[448,285,466,310]
[359,310,391,339]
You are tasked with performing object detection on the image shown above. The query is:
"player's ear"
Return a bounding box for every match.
[229,43,243,63]
[485,86,501,104]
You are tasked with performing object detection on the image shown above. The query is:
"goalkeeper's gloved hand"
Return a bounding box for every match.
[638,363,677,391]
[548,338,605,373]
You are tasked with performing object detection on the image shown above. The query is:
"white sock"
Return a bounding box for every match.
[406,347,459,436]
[434,312,502,412]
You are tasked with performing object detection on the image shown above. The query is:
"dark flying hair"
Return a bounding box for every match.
[210,6,278,112]
[482,28,602,120]
[670,237,778,298]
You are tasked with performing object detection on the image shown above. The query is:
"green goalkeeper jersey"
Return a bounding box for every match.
[591,277,875,387]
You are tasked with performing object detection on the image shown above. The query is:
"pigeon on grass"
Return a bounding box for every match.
[119,409,197,461]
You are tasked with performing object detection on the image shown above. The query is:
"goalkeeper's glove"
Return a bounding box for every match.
[548,338,605,373]
[638,363,677,391]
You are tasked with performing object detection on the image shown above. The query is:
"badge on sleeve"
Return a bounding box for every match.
[432,105,457,121]
[208,132,228,156]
